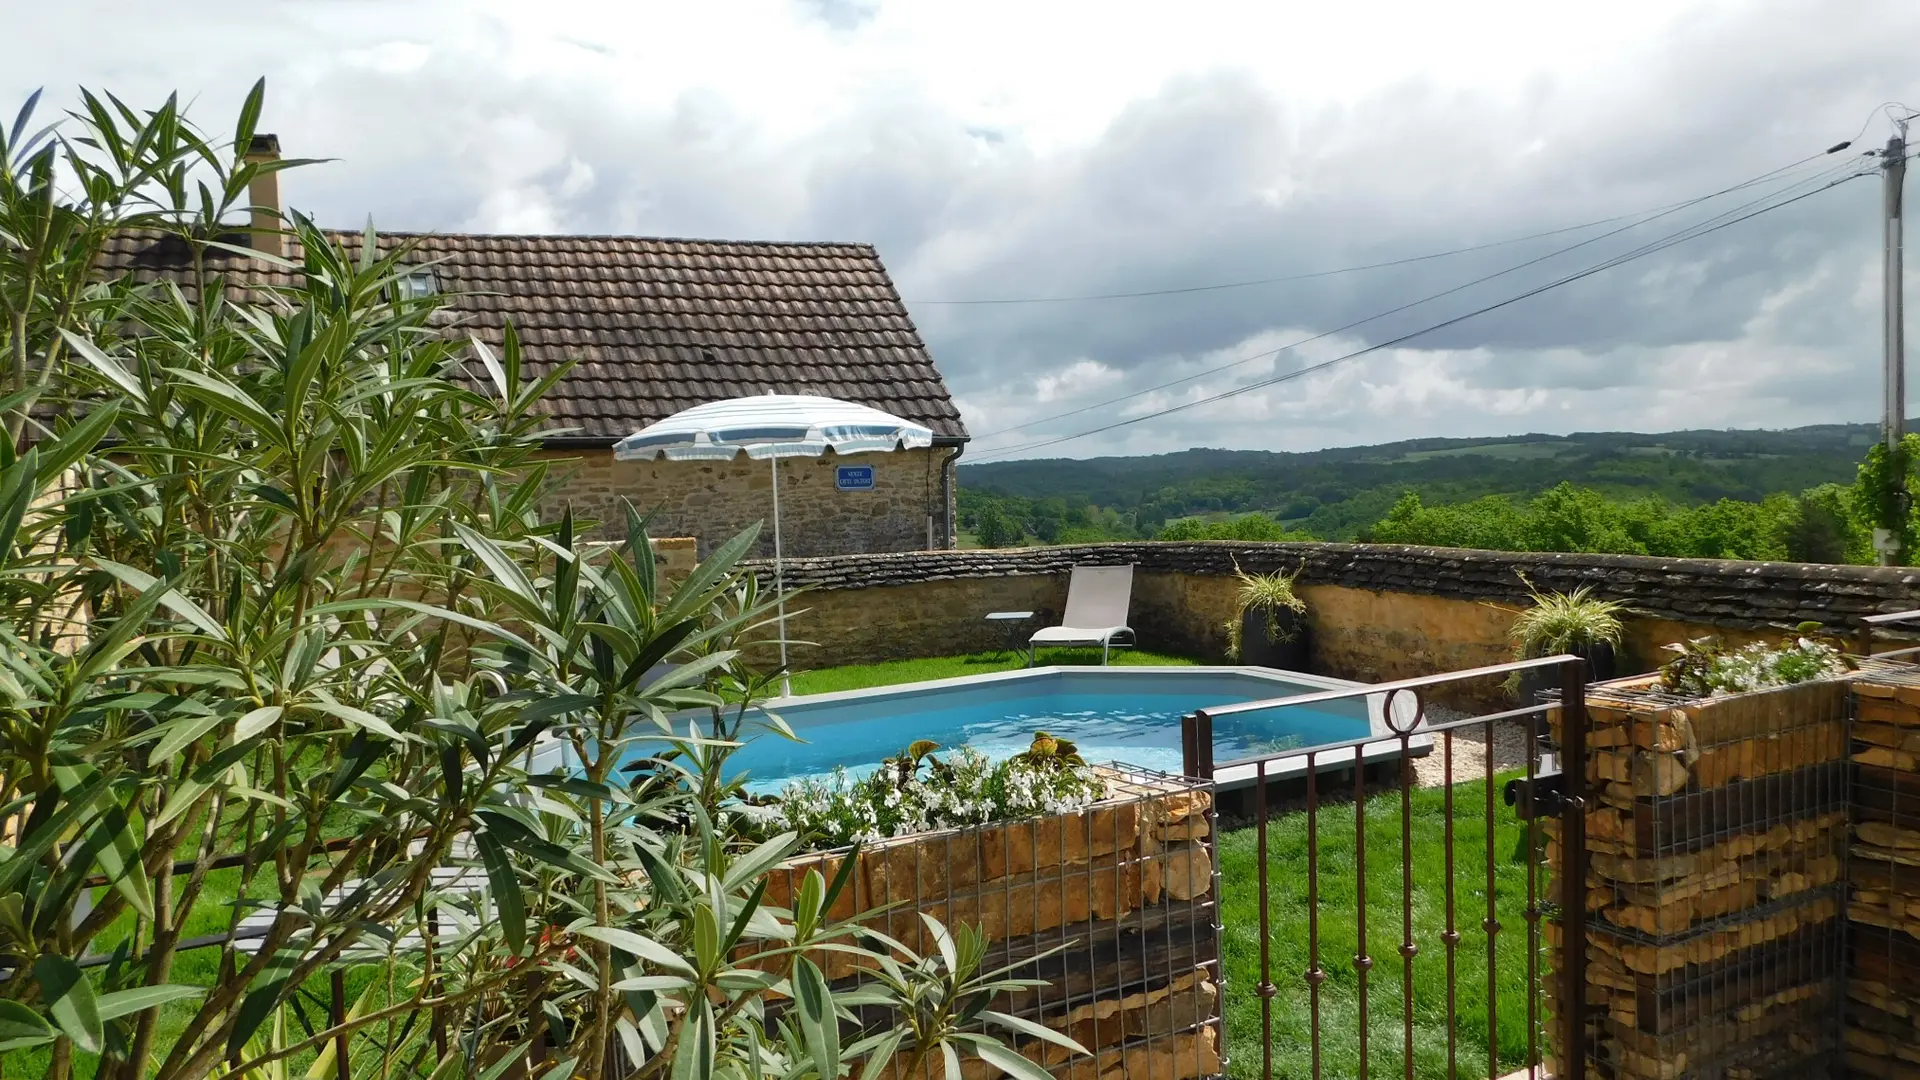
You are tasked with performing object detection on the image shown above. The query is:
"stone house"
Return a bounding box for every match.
[98,137,969,559]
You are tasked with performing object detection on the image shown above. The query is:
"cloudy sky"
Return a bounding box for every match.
[11,0,1920,460]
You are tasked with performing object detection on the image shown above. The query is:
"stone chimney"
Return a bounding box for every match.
[244,133,283,257]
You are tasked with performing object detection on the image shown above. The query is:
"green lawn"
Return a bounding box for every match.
[795,653,1547,1079]
[786,648,1199,695]
[1217,778,1543,1080]
[4,816,413,1077]
[15,655,1542,1079]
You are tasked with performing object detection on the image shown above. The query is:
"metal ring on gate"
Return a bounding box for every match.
[1382,686,1425,735]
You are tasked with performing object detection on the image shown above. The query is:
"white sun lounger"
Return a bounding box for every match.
[1029,564,1137,665]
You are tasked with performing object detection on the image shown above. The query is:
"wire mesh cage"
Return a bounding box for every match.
[1845,663,1920,1080]
[760,764,1224,1080]
[1551,673,1852,1080]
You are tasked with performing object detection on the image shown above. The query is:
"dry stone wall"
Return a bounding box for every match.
[532,446,950,559]
[743,543,1920,700]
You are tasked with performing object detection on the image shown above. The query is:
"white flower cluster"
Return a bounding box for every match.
[1672,637,1846,698]
[777,746,1109,849]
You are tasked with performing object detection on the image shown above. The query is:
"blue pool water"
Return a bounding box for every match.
[675,668,1376,795]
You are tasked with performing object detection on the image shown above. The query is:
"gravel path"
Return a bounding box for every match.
[1409,708,1536,789]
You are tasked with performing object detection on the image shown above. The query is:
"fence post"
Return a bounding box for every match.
[1559,657,1590,1080]
[330,967,350,1080]
[429,905,447,1057]
[1181,711,1215,780]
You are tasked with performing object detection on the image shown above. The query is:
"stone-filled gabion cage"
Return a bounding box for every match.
[761,765,1223,1080]
[1551,674,1851,1080]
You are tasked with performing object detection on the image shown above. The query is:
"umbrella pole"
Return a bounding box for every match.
[772,456,790,697]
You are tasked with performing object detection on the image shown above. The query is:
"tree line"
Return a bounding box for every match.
[957,427,1920,565]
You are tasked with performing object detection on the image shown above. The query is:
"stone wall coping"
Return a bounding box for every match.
[741,541,1920,630]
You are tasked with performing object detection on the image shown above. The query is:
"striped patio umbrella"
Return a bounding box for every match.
[613,394,935,695]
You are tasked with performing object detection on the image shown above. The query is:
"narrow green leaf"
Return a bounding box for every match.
[724,832,798,894]
[617,620,699,693]
[475,812,612,882]
[32,955,102,1054]
[147,710,225,766]
[722,879,769,956]
[469,337,510,402]
[822,842,861,915]
[615,1016,647,1070]
[95,984,204,1022]
[856,1028,907,1080]
[8,87,42,149]
[574,924,697,976]
[0,451,35,561]
[660,522,761,623]
[226,978,287,1055]
[152,776,213,829]
[640,649,738,696]
[92,558,228,641]
[233,77,265,157]
[670,999,714,1080]
[59,330,146,405]
[161,366,284,443]
[34,403,118,478]
[475,831,526,956]
[609,974,693,993]
[0,999,53,1048]
[232,705,283,744]
[792,957,839,1080]
[474,1040,533,1080]
[972,1040,1058,1080]
[692,904,719,973]
[450,522,543,613]
[625,500,657,603]
[980,1011,1090,1055]
[309,596,538,655]
[302,700,409,742]
[920,912,959,974]
[514,693,599,726]
[65,787,152,922]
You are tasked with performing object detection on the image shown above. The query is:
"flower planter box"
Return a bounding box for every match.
[1546,674,1854,1080]
[759,767,1222,1080]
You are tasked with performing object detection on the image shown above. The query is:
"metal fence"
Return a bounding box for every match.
[1180,654,1590,1080]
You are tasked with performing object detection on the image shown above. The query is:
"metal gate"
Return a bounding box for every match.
[1180,656,1589,1080]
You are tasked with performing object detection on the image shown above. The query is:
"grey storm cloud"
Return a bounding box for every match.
[5,0,1920,457]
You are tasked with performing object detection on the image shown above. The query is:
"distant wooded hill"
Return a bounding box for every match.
[957,424,1879,541]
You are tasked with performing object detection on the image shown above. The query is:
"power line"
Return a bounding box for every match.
[908,150,1843,307]
[973,165,1868,461]
[968,165,1873,463]
[966,152,1858,448]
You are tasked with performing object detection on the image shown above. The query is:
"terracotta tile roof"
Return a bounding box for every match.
[96,230,967,444]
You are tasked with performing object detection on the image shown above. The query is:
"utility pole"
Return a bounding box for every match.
[1879,130,1909,565]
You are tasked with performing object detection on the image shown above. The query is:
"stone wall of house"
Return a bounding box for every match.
[532,447,948,559]
[746,542,1920,695]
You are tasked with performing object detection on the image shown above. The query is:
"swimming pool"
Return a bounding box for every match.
[530,666,1415,793]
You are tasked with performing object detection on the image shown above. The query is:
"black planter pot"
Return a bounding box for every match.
[1239,606,1312,672]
